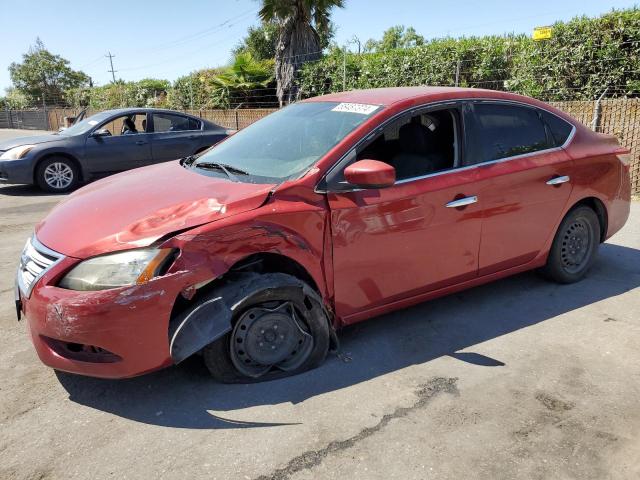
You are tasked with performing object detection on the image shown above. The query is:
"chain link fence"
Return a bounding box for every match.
[1,94,639,194]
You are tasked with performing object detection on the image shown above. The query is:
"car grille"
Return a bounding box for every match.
[17,237,64,298]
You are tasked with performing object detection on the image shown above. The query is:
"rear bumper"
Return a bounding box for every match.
[605,163,632,240]
[21,260,195,379]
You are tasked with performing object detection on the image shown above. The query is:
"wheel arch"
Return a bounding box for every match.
[570,196,608,243]
[227,252,321,293]
[167,252,335,364]
[33,152,84,184]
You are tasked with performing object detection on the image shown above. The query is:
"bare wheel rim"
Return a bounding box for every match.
[43,162,74,189]
[560,218,593,274]
[229,301,314,378]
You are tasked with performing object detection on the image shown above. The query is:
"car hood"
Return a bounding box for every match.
[0,134,64,151]
[36,161,275,258]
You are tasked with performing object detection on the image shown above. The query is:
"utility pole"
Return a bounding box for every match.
[343,48,347,91]
[106,52,117,83]
[189,76,194,111]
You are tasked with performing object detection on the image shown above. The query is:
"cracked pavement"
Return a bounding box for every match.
[1,129,639,479]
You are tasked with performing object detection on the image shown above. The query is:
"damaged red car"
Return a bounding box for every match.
[17,87,631,382]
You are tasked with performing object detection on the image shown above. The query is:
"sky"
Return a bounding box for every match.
[0,0,637,92]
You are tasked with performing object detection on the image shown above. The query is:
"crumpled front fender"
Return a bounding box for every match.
[169,294,232,363]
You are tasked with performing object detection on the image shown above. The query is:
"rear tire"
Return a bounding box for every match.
[202,273,330,383]
[36,157,80,193]
[542,206,600,284]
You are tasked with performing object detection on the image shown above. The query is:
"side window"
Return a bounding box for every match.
[539,110,573,147]
[153,114,199,132]
[354,108,458,182]
[465,103,550,165]
[99,113,146,136]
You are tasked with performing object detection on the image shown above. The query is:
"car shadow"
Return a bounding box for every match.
[56,242,640,429]
[0,184,69,197]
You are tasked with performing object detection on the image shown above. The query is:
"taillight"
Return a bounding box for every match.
[616,153,631,166]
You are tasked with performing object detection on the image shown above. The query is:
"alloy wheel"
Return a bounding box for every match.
[43,162,74,190]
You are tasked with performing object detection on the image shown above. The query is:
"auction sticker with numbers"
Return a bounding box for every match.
[331,103,380,115]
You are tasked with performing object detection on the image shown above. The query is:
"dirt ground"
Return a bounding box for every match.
[1,128,639,479]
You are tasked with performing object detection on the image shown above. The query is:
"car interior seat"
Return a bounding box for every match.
[121,117,138,135]
[391,116,452,178]
[391,121,434,179]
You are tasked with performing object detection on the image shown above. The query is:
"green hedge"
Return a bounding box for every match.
[66,78,171,109]
[298,8,640,101]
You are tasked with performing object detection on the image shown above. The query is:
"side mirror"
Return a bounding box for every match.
[90,128,111,138]
[344,159,396,189]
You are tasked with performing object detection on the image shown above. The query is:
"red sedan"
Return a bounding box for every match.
[17,87,631,382]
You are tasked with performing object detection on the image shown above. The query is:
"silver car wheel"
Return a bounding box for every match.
[43,162,74,190]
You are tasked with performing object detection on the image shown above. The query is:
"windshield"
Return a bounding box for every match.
[58,111,114,136]
[193,102,381,181]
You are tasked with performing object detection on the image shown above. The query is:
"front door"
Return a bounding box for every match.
[325,106,483,321]
[84,113,151,176]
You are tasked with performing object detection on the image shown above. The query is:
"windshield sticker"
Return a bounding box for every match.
[331,103,379,115]
[88,120,98,125]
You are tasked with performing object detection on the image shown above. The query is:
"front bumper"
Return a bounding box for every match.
[21,256,193,379]
[0,158,35,184]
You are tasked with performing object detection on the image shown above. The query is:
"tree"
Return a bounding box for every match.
[258,0,344,106]
[210,52,274,107]
[234,19,336,62]
[233,22,279,61]
[364,25,425,52]
[9,38,89,105]
[0,88,30,109]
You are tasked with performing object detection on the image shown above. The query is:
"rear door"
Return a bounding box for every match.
[149,113,203,163]
[84,112,151,175]
[465,101,575,275]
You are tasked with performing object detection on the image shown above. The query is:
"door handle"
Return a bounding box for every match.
[546,175,570,186]
[135,140,148,145]
[445,196,478,208]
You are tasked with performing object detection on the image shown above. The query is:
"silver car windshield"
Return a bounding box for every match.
[193,102,381,180]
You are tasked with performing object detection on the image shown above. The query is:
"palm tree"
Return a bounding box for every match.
[258,0,344,106]
[211,52,274,108]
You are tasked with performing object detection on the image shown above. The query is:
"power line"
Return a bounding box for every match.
[117,10,258,73]
[106,51,117,83]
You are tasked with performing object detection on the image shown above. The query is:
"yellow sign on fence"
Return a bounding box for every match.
[533,26,553,41]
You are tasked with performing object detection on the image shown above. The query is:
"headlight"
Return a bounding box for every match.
[0,144,35,160]
[58,248,175,291]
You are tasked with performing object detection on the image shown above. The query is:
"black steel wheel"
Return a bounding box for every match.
[229,300,315,377]
[542,205,600,283]
[202,273,330,383]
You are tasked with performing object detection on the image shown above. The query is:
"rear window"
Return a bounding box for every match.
[540,110,573,147]
[466,103,550,165]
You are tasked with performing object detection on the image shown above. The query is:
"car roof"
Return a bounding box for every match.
[302,86,535,107]
[99,107,197,116]
[95,107,223,128]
